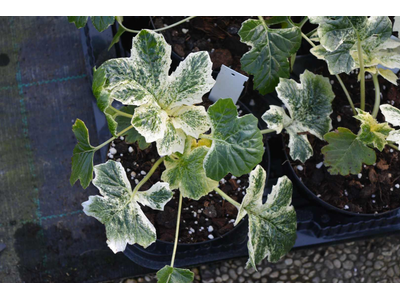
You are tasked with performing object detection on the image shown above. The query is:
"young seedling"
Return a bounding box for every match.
[71,29,297,282]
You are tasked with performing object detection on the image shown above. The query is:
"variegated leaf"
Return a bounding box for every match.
[380,104,400,126]
[354,109,393,151]
[157,266,194,283]
[82,160,172,253]
[131,101,168,143]
[273,70,334,162]
[310,16,392,74]
[203,98,264,181]
[94,30,171,106]
[239,19,302,95]
[261,105,292,134]
[235,166,296,269]
[377,68,398,86]
[160,52,215,110]
[387,130,400,147]
[156,121,186,156]
[170,105,210,138]
[162,140,218,200]
[322,127,376,175]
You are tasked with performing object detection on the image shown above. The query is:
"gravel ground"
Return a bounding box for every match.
[122,233,400,283]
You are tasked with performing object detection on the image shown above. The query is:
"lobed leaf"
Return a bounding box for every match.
[70,119,96,189]
[387,130,400,147]
[269,70,334,163]
[156,266,194,283]
[203,98,264,181]
[235,165,296,269]
[82,160,173,253]
[68,16,88,29]
[310,16,392,74]
[354,109,393,151]
[170,105,210,139]
[322,127,376,175]
[239,19,302,95]
[162,140,218,200]
[90,16,115,32]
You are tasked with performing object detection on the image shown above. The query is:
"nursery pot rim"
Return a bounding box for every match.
[281,135,400,218]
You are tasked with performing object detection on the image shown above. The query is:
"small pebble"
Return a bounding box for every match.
[297,165,304,171]
[316,162,323,169]
[128,147,133,153]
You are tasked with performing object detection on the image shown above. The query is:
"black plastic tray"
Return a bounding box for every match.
[80,20,400,273]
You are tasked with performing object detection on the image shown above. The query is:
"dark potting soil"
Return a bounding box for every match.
[288,63,400,214]
[106,99,267,243]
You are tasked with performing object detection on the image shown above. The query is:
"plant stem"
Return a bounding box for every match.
[301,31,356,115]
[297,17,309,28]
[93,125,133,151]
[388,142,399,151]
[170,191,183,268]
[372,72,380,118]
[260,128,276,135]
[357,39,366,110]
[214,187,241,209]
[109,106,133,118]
[117,16,196,34]
[336,74,357,115]
[306,28,317,37]
[131,156,165,198]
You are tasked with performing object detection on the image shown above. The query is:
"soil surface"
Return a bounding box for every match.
[106,100,267,243]
[289,62,400,214]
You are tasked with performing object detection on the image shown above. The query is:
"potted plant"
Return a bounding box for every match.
[70,29,297,282]
[251,16,400,215]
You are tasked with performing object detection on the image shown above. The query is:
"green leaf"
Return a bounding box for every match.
[160,52,215,110]
[70,119,96,189]
[354,109,393,151]
[115,106,149,150]
[380,104,400,126]
[82,160,172,253]
[90,16,115,32]
[235,166,296,269]
[204,98,264,181]
[108,24,126,51]
[68,16,88,29]
[270,70,334,162]
[162,140,218,200]
[93,67,118,136]
[309,16,393,74]
[322,127,377,175]
[238,19,302,95]
[156,266,194,283]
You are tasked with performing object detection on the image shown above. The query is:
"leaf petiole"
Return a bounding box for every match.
[387,142,399,151]
[109,106,133,118]
[357,39,366,110]
[117,16,196,34]
[170,191,183,268]
[93,125,133,151]
[131,156,165,199]
[214,187,240,209]
[372,72,380,118]
[260,128,276,135]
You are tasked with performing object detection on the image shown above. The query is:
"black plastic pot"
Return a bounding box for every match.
[124,101,271,270]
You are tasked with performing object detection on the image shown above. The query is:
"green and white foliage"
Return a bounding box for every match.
[82,160,172,253]
[70,119,96,189]
[354,109,393,151]
[238,18,302,95]
[381,104,400,147]
[68,16,115,32]
[203,98,264,181]
[310,16,393,75]
[263,70,334,163]
[322,127,377,176]
[235,165,296,269]
[93,29,214,156]
[162,138,218,200]
[156,266,194,283]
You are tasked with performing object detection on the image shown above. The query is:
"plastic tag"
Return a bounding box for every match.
[209,65,248,104]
